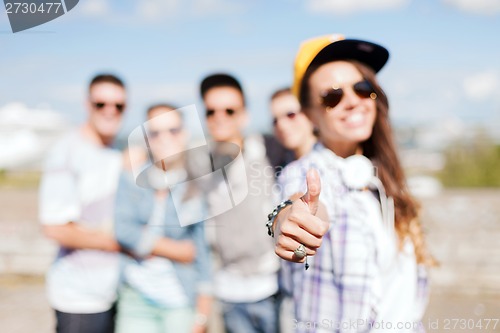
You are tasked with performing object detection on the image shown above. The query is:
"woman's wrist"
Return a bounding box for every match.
[266,199,293,237]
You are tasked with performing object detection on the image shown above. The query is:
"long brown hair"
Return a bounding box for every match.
[300,60,435,266]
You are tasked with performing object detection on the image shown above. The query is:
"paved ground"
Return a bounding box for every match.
[1,275,499,333]
[0,275,53,333]
[1,188,500,332]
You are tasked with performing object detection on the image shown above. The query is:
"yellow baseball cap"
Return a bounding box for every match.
[292,34,389,101]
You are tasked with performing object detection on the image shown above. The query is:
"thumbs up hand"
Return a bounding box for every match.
[274,169,330,263]
[300,168,321,215]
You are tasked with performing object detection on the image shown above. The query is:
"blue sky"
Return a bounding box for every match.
[1,0,499,139]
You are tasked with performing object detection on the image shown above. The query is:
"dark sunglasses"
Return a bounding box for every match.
[148,127,183,139]
[206,108,236,118]
[92,101,126,113]
[320,80,377,110]
[272,111,299,126]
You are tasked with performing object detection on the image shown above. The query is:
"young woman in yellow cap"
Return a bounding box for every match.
[268,34,435,332]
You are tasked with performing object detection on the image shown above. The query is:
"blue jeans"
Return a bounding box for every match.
[220,294,279,333]
[55,307,115,333]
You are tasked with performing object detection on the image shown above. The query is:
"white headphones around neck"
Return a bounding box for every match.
[341,154,395,232]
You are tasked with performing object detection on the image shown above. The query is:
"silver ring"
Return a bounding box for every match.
[293,244,307,259]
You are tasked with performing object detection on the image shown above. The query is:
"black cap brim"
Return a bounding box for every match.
[311,39,389,73]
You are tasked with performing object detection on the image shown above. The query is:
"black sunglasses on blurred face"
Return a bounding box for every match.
[320,80,377,110]
[272,111,299,126]
[91,101,126,113]
[205,108,237,118]
[148,126,183,139]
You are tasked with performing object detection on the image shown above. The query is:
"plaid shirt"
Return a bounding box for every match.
[278,143,428,333]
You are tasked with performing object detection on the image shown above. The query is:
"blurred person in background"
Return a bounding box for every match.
[270,35,436,332]
[39,74,127,333]
[270,87,316,160]
[199,73,280,333]
[114,104,212,333]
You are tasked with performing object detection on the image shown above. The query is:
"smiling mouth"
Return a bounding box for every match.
[343,112,366,127]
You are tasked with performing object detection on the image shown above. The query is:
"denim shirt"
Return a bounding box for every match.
[114,170,212,307]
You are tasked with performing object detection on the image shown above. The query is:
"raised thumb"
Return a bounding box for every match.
[301,168,321,215]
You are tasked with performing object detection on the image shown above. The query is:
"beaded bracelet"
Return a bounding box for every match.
[266,199,293,237]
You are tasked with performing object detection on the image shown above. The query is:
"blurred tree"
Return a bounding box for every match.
[438,129,500,187]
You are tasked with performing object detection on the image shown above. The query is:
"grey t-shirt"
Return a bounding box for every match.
[204,135,280,302]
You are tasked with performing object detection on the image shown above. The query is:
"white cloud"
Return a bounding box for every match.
[383,69,468,124]
[191,0,246,17]
[463,71,499,101]
[68,0,245,25]
[137,0,180,22]
[442,0,500,15]
[79,0,110,17]
[306,0,410,14]
[382,67,500,129]
[134,0,242,22]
